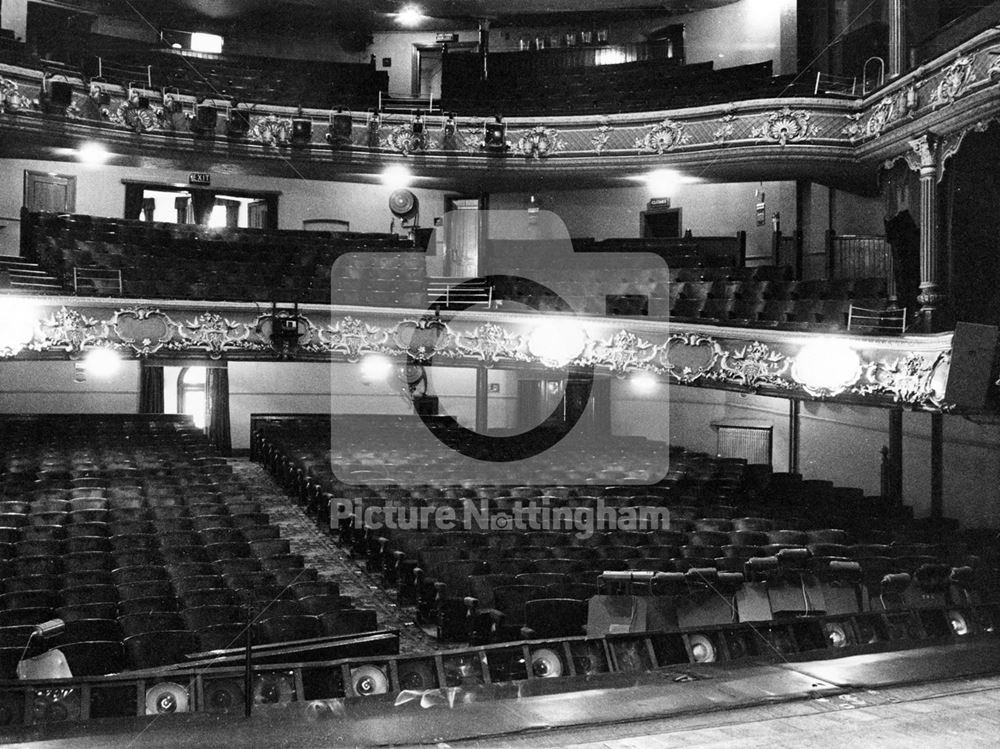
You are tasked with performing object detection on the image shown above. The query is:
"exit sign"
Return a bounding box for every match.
[189,173,211,185]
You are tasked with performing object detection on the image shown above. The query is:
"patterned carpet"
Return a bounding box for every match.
[229,459,443,654]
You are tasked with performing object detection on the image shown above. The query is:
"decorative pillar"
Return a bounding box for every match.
[787,399,800,474]
[930,412,943,519]
[479,19,490,82]
[475,367,489,433]
[888,408,903,506]
[908,135,945,332]
[887,0,907,78]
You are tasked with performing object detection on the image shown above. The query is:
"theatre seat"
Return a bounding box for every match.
[123,630,198,669]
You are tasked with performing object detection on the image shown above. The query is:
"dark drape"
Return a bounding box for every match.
[139,364,164,414]
[174,196,190,224]
[191,191,217,226]
[124,184,144,220]
[205,366,232,455]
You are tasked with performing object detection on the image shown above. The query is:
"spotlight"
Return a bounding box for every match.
[83,347,122,377]
[291,107,312,145]
[442,112,456,138]
[411,109,424,136]
[946,610,970,636]
[227,101,251,138]
[190,98,218,135]
[483,116,507,152]
[327,108,353,146]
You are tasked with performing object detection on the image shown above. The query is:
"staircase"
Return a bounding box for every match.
[426,276,492,310]
[0,256,64,295]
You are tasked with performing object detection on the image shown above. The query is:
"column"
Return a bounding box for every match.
[478,19,490,82]
[787,399,800,474]
[475,367,489,433]
[887,0,907,78]
[909,135,944,332]
[930,412,943,519]
[888,408,903,505]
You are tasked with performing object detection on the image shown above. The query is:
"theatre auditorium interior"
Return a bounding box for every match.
[1,0,1000,746]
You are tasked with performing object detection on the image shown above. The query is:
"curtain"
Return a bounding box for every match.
[191,191,217,226]
[124,184,144,220]
[139,364,164,414]
[205,367,232,455]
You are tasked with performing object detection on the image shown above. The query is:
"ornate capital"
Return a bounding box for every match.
[907,133,938,173]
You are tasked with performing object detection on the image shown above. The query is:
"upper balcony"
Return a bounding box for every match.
[1,25,999,190]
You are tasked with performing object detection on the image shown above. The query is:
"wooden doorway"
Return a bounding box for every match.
[24,171,76,213]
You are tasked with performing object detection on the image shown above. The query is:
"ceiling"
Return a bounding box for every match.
[120,0,742,31]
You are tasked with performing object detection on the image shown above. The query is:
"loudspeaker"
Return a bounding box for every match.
[944,322,998,410]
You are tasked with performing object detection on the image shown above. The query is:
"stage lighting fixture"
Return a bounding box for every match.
[191,98,218,135]
[483,116,507,151]
[227,102,251,138]
[291,107,312,145]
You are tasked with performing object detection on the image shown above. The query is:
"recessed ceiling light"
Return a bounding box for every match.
[395,5,425,27]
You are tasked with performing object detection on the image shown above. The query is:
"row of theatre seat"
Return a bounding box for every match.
[23,211,422,304]
[253,416,998,644]
[0,417,378,678]
[442,56,806,116]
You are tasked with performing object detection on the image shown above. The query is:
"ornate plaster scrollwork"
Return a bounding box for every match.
[751,107,813,146]
[251,115,293,146]
[391,317,449,362]
[591,119,614,153]
[929,56,976,107]
[455,323,528,365]
[585,330,657,376]
[658,333,721,383]
[715,341,791,389]
[383,122,425,156]
[111,308,175,356]
[853,352,947,408]
[179,313,248,359]
[36,308,103,356]
[323,316,389,362]
[513,126,566,159]
[635,118,691,154]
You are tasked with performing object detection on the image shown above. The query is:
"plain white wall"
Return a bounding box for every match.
[0,157,452,254]
[0,359,139,413]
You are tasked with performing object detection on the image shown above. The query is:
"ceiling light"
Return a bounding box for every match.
[381,165,412,189]
[791,339,862,397]
[359,354,394,383]
[527,320,587,368]
[395,5,425,27]
[630,371,658,394]
[190,32,223,54]
[0,298,37,356]
[77,142,109,165]
[644,169,680,197]
[83,347,122,377]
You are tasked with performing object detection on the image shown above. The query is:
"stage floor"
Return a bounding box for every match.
[5,638,999,748]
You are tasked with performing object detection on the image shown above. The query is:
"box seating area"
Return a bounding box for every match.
[442,56,807,116]
[22,212,424,305]
[253,415,998,644]
[499,262,889,330]
[0,416,378,679]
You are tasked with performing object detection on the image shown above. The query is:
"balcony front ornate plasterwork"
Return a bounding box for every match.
[2,26,1000,180]
[0,295,961,412]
